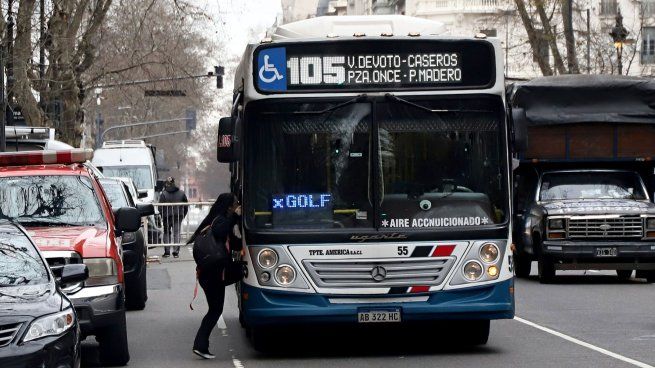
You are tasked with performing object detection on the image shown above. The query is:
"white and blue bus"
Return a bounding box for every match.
[218,15,514,349]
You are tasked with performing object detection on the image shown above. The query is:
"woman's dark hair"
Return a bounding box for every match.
[187,193,237,244]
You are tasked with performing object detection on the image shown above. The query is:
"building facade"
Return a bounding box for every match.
[282,0,655,78]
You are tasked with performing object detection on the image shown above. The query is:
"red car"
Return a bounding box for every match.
[0,150,141,366]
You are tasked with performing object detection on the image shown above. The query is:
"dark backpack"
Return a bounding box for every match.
[192,222,229,271]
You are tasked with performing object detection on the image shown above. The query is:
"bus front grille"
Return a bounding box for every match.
[303,258,456,288]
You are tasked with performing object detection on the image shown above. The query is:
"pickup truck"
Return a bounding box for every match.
[510,75,655,283]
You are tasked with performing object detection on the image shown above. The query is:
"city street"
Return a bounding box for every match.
[81,249,655,368]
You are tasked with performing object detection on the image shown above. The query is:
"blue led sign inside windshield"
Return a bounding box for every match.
[271,193,333,227]
[272,193,332,210]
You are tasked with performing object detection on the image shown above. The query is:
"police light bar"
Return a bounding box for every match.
[0,149,93,166]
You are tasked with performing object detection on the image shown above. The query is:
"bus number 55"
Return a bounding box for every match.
[398,246,408,256]
[287,56,346,85]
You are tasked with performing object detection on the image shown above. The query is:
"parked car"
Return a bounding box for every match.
[115,176,163,245]
[99,177,154,310]
[0,149,141,366]
[0,221,88,368]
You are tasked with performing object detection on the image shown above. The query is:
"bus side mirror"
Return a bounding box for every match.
[511,107,528,154]
[217,117,238,163]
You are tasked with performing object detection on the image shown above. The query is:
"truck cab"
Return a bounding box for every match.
[516,169,655,282]
[0,149,142,366]
[510,75,655,283]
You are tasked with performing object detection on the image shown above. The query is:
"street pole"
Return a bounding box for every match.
[587,9,591,74]
[617,44,623,75]
[39,0,45,82]
[95,88,103,149]
[6,1,14,106]
[0,36,5,152]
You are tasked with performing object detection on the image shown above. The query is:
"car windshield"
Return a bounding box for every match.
[245,97,507,230]
[0,227,49,287]
[539,172,648,201]
[0,175,105,226]
[378,99,506,228]
[100,166,153,190]
[99,179,130,209]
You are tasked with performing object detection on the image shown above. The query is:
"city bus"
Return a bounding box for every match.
[217,15,515,349]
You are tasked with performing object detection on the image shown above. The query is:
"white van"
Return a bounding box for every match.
[92,140,161,203]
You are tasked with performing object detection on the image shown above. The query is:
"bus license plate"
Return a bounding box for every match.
[357,309,401,323]
[595,247,618,257]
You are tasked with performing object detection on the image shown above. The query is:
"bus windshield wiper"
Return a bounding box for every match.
[384,94,492,113]
[262,94,369,115]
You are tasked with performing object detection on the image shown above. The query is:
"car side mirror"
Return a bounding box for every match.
[155,180,165,192]
[217,117,239,163]
[137,203,155,217]
[510,107,529,154]
[52,264,89,284]
[114,207,141,233]
[137,189,148,199]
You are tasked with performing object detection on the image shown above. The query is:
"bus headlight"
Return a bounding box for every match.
[275,265,296,286]
[479,243,499,263]
[463,261,483,281]
[257,248,278,269]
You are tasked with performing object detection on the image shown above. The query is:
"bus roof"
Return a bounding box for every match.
[272,15,445,40]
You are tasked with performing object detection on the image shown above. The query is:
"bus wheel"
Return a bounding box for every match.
[513,253,532,278]
[537,256,555,284]
[248,327,272,353]
[616,270,633,281]
[464,320,490,346]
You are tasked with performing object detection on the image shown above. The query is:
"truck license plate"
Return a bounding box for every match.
[357,309,401,323]
[595,247,618,257]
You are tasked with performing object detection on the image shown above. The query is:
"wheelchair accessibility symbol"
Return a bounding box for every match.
[257,47,287,91]
[259,55,284,83]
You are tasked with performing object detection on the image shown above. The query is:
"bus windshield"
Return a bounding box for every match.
[245,97,507,231]
[247,101,373,229]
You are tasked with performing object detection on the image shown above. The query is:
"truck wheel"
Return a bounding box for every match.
[616,270,633,281]
[513,253,532,278]
[126,264,148,310]
[537,256,555,284]
[636,270,655,283]
[97,311,130,366]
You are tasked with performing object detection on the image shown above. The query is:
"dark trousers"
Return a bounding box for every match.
[162,217,181,255]
[193,275,225,352]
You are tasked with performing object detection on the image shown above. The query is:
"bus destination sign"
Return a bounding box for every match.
[255,40,495,93]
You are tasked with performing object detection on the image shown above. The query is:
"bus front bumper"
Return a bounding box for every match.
[240,279,514,327]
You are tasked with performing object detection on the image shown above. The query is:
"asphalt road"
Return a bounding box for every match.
[82,248,655,368]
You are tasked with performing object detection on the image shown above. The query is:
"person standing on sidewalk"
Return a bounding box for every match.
[159,177,188,258]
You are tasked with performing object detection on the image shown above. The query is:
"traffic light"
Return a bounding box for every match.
[185,109,197,138]
[214,66,224,89]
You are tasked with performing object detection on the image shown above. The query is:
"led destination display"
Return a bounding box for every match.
[255,40,495,92]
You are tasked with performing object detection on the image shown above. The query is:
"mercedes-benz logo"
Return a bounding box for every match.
[371,266,387,282]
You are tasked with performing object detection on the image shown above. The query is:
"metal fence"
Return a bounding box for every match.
[144,202,214,248]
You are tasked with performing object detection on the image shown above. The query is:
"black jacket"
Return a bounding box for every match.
[211,213,242,252]
[159,186,188,219]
